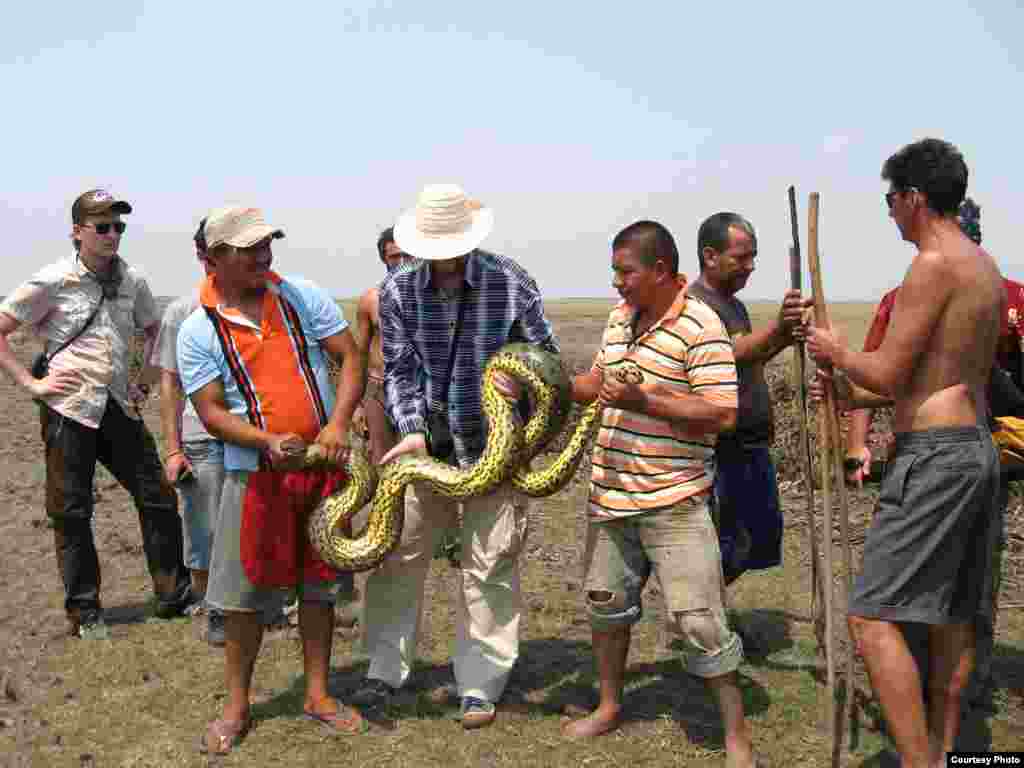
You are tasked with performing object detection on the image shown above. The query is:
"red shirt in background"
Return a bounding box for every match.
[861,272,1024,379]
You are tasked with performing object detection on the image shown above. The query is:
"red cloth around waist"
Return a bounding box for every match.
[239,468,351,587]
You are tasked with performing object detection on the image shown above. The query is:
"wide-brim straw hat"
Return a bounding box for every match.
[394,184,494,261]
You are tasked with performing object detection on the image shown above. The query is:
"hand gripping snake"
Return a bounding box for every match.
[305,342,643,573]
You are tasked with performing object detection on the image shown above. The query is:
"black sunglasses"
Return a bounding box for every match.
[885,187,917,210]
[81,221,127,235]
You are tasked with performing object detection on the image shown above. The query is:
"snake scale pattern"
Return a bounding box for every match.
[305,343,640,573]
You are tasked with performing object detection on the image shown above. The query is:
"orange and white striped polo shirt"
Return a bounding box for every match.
[589,278,738,519]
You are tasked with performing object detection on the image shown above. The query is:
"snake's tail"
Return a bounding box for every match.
[512,401,602,497]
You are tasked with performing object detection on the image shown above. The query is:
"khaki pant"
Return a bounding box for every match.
[361,481,529,703]
[582,496,743,678]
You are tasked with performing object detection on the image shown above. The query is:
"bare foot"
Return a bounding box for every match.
[724,746,756,768]
[561,709,621,739]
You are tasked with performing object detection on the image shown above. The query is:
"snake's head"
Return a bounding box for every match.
[613,362,644,385]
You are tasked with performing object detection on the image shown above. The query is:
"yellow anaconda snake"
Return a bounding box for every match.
[305,342,642,573]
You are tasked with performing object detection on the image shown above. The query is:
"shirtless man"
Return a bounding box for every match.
[354,227,412,464]
[808,138,1004,768]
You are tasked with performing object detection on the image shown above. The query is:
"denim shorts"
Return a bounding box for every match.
[582,495,743,677]
[177,440,225,571]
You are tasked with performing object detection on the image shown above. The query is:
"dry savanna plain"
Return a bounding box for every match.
[0,299,1021,767]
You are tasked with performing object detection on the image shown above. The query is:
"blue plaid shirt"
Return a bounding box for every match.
[380,250,558,465]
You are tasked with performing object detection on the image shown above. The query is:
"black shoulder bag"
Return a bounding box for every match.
[425,288,471,463]
[31,293,106,379]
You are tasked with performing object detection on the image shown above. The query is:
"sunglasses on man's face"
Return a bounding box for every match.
[885,187,918,210]
[81,221,127,235]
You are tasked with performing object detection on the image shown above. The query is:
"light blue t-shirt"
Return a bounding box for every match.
[177,275,348,471]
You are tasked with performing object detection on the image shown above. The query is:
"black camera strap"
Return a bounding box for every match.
[41,292,105,369]
[439,286,472,412]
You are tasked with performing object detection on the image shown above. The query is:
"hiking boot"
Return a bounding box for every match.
[206,610,226,648]
[76,610,110,640]
[460,696,496,729]
[350,678,396,709]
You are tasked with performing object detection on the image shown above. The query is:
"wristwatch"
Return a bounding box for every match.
[843,456,866,472]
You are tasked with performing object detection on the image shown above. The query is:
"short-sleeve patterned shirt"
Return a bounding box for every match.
[589,279,738,519]
[0,255,158,428]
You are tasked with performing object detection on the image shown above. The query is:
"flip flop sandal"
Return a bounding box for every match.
[302,705,369,735]
[199,717,249,755]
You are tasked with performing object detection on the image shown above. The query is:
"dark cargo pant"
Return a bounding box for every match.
[41,400,190,626]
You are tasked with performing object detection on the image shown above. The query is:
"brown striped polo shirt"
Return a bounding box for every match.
[589,278,738,519]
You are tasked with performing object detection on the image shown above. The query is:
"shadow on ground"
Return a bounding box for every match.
[101,601,154,627]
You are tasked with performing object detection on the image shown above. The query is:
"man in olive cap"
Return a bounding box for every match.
[0,189,193,639]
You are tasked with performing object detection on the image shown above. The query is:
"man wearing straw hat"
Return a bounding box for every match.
[354,184,558,729]
[808,138,1003,767]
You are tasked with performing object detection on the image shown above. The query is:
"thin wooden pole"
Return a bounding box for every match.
[787,186,826,652]
[806,195,855,765]
[830,372,857,750]
[806,193,836,750]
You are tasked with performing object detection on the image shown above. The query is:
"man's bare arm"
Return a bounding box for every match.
[191,378,273,450]
[599,374,736,433]
[732,326,790,364]
[159,370,186,455]
[354,289,376,369]
[734,289,811,364]
[571,369,603,403]
[643,389,737,433]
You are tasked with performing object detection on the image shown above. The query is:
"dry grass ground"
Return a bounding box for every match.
[0,299,1021,767]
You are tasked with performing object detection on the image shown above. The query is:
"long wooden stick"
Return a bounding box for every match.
[806,193,836,749]
[806,195,854,764]
[831,365,857,751]
[787,186,826,652]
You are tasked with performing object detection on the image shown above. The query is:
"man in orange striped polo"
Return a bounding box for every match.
[562,221,755,767]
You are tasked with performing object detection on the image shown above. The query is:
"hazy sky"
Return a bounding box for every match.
[3,1,1022,302]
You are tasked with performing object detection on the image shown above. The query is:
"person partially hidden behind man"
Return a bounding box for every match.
[687,212,810,603]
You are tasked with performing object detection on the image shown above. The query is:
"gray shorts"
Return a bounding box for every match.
[206,471,352,614]
[849,426,1000,624]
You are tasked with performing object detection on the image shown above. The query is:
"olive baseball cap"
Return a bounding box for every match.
[72,189,132,224]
